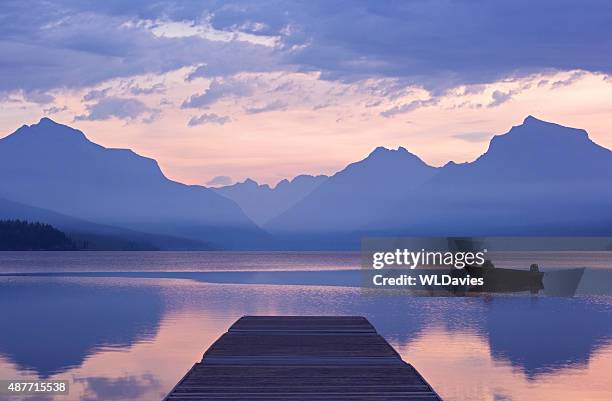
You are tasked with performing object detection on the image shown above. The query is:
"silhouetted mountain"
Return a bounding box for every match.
[215,175,327,225]
[0,220,75,250]
[2,116,611,250]
[374,116,612,236]
[265,146,437,235]
[0,118,267,249]
[265,116,612,247]
[0,197,210,250]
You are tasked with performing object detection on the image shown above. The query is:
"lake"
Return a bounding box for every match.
[0,251,611,401]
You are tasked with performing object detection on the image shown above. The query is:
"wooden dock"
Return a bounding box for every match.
[164,316,442,400]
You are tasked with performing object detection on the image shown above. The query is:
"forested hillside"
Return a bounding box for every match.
[0,220,75,250]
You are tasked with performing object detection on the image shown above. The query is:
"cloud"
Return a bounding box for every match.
[75,96,159,122]
[182,75,305,112]
[184,44,281,79]
[487,80,536,107]
[452,132,491,143]
[182,78,254,109]
[83,88,111,101]
[188,113,231,126]
[380,98,439,117]
[206,175,233,186]
[551,71,587,89]
[43,105,68,114]
[244,99,287,114]
[129,83,166,95]
[1,1,612,98]
[76,375,159,401]
[313,102,333,110]
[205,1,612,90]
[22,396,55,401]
[488,90,514,107]
[537,79,550,87]
[23,91,54,104]
[0,3,279,95]
[458,84,487,96]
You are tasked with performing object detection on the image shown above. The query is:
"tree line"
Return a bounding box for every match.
[0,220,76,250]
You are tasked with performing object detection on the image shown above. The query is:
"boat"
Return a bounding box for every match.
[464,262,544,293]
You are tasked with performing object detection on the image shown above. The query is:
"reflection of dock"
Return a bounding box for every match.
[163,316,442,400]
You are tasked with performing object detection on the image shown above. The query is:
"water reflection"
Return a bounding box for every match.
[0,278,610,401]
[74,375,161,401]
[0,279,164,377]
[484,297,612,376]
[397,328,612,401]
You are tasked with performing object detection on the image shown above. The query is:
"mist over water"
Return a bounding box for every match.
[2,250,612,273]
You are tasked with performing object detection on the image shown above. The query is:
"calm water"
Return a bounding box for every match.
[0,252,611,401]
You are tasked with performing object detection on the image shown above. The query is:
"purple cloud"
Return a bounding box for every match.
[188,113,231,126]
[75,97,158,122]
[244,100,287,114]
[1,0,612,97]
[380,98,439,117]
[182,79,254,109]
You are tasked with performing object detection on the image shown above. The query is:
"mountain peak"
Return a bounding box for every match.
[516,115,588,137]
[368,146,414,157]
[33,117,78,133]
[523,115,541,124]
[2,117,89,145]
[364,145,427,166]
[274,179,290,189]
[473,116,608,170]
[0,119,263,248]
[38,117,59,126]
[31,117,74,132]
[512,115,590,140]
[370,146,392,155]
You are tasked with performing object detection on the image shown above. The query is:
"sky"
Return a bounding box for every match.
[2,0,612,186]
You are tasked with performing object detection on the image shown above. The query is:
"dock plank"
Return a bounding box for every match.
[163,316,442,401]
[229,316,377,333]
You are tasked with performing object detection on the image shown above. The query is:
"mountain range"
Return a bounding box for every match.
[214,175,328,226]
[0,118,266,249]
[1,116,611,249]
[264,116,612,246]
[373,116,612,236]
[264,146,437,235]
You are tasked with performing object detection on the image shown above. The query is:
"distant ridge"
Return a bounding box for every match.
[215,175,328,225]
[0,118,268,249]
[267,116,612,247]
[0,197,211,250]
[1,116,611,250]
[265,145,438,234]
[374,115,612,236]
